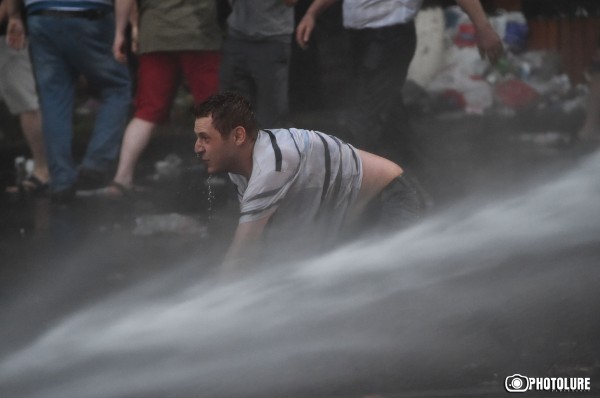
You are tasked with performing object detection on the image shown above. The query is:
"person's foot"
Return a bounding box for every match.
[75,168,113,190]
[76,181,141,200]
[5,173,49,196]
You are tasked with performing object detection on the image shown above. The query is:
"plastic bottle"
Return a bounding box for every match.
[14,157,26,185]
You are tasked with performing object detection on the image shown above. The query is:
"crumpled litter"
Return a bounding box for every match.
[133,213,208,237]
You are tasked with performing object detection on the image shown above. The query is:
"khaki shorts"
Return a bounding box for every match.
[0,37,39,114]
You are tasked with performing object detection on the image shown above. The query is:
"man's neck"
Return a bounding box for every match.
[236,139,255,180]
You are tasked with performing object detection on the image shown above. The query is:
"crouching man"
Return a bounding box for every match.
[193,92,421,268]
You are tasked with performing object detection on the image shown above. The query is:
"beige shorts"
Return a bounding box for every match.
[0,37,39,114]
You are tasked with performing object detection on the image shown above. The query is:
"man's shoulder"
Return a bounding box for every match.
[261,127,319,144]
[254,129,303,174]
[257,128,304,151]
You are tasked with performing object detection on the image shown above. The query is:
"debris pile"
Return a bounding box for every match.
[407,7,589,121]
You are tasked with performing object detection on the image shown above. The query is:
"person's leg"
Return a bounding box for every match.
[358,23,435,199]
[248,39,291,127]
[180,50,220,104]
[219,36,255,107]
[379,24,435,185]
[0,38,49,184]
[112,52,180,188]
[112,118,155,187]
[19,110,49,182]
[27,15,78,193]
[69,13,132,174]
[346,23,416,154]
[344,29,387,151]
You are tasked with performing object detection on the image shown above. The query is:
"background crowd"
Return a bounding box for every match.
[0,0,598,205]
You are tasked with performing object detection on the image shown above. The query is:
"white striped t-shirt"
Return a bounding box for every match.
[229,128,363,244]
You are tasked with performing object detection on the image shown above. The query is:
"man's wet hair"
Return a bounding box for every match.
[193,92,258,140]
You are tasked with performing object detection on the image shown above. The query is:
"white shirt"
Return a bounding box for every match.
[342,0,424,29]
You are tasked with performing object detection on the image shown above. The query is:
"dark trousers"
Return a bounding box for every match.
[219,36,291,128]
[363,174,422,234]
[339,174,422,244]
[345,22,417,158]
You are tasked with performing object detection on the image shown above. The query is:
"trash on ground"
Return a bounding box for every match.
[515,132,572,147]
[405,7,587,121]
[151,154,183,181]
[133,213,208,237]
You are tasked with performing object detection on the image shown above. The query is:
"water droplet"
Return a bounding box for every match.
[206,175,215,222]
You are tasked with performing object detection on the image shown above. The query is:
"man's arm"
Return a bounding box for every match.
[222,216,272,274]
[5,0,21,20]
[5,0,26,50]
[113,0,136,63]
[0,1,8,24]
[128,1,138,54]
[295,0,339,49]
[455,0,503,64]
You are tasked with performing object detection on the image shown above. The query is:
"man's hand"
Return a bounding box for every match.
[296,13,316,50]
[222,216,271,276]
[295,0,338,50]
[6,17,26,50]
[130,25,138,54]
[112,26,138,63]
[113,0,137,63]
[112,31,128,63]
[455,0,504,64]
[475,22,503,64]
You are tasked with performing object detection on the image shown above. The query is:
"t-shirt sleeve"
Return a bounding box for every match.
[235,129,303,223]
[238,165,297,223]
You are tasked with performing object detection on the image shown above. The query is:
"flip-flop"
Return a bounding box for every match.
[5,175,49,196]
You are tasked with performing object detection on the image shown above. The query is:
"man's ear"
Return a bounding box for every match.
[232,126,247,146]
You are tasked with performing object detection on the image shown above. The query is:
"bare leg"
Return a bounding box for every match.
[112,117,156,188]
[578,72,600,142]
[19,109,49,182]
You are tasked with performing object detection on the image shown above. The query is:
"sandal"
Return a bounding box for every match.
[5,175,49,196]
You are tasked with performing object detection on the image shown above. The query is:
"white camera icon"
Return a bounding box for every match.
[505,374,530,393]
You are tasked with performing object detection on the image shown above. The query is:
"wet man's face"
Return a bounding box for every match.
[194,116,236,174]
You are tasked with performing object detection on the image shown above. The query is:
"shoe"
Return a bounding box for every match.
[50,186,76,204]
[75,168,112,191]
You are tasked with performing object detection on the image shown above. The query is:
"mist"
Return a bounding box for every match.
[0,151,599,397]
